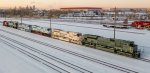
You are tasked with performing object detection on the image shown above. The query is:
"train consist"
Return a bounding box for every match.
[2,21,141,58]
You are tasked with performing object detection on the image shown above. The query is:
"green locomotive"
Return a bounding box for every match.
[81,34,140,58]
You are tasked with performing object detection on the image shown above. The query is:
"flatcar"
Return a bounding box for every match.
[52,29,82,44]
[12,21,18,29]
[52,29,62,39]
[68,31,82,44]
[58,30,70,42]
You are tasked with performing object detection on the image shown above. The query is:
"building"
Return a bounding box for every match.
[59,7,149,20]
[110,8,147,12]
[60,7,103,19]
[60,7,102,11]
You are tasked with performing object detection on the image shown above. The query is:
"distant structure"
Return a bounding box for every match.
[110,8,147,12]
[59,7,149,20]
[60,7,103,19]
[61,7,102,11]
[108,8,148,20]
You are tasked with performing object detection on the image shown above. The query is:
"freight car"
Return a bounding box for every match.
[3,21,18,29]
[7,21,14,28]
[68,31,82,44]
[40,27,51,37]
[3,21,9,26]
[31,25,51,37]
[58,30,70,42]
[81,34,140,58]
[52,29,62,39]
[52,29,82,44]
[18,23,32,32]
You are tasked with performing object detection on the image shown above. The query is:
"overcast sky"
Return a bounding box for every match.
[0,0,149,9]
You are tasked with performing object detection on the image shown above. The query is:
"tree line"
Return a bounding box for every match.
[0,6,73,18]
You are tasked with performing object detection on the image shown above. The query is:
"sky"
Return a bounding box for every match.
[0,0,149,9]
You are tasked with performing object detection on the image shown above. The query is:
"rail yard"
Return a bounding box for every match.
[0,18,150,73]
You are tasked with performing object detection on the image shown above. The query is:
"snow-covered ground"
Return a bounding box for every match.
[0,20,150,73]
[0,42,51,73]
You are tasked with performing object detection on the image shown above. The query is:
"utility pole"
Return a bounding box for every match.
[4,11,6,21]
[21,15,23,24]
[50,17,52,34]
[20,10,23,24]
[114,7,117,45]
[50,17,51,29]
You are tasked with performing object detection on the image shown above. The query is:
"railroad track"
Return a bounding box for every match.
[34,21,145,34]
[0,38,69,73]
[0,35,92,73]
[139,58,150,63]
[0,29,138,73]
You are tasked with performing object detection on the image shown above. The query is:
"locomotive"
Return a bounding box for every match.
[82,34,140,58]
[2,21,141,58]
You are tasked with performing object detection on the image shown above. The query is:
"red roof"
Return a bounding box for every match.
[61,7,102,10]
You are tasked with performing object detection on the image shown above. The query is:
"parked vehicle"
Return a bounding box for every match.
[131,21,150,30]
